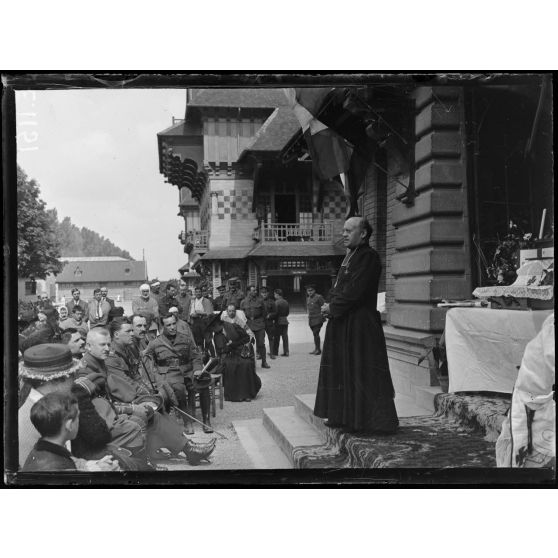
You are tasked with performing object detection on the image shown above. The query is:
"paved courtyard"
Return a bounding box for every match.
[158,313,324,470]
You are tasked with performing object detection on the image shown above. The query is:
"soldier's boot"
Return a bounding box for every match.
[199,389,214,433]
[261,350,271,369]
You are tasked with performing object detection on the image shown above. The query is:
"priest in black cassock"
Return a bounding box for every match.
[314,216,399,434]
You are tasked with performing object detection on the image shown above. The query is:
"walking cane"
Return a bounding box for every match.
[142,355,228,440]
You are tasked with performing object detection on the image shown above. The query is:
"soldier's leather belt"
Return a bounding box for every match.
[156,357,188,366]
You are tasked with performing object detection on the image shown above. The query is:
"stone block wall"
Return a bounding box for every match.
[390,86,470,333]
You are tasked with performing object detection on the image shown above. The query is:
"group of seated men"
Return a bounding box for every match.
[17,278,289,472]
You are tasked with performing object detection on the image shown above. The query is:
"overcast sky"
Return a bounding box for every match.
[16,88,188,280]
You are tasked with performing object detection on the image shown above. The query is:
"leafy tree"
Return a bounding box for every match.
[17,166,63,279]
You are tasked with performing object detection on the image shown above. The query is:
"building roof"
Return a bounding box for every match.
[60,256,129,262]
[248,244,346,258]
[188,88,289,109]
[242,107,301,153]
[200,247,254,261]
[55,259,147,284]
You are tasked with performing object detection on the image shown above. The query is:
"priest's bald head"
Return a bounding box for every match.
[343,216,373,249]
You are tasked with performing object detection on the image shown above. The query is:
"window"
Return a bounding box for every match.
[25,280,36,296]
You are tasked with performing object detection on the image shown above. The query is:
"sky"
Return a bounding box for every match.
[16,88,188,280]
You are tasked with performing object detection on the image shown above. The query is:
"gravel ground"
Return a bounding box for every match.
[155,313,322,471]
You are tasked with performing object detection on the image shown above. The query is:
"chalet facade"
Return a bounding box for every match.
[157,78,553,403]
[157,89,346,309]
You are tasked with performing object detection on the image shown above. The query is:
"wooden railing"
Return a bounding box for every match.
[186,230,209,249]
[254,223,333,243]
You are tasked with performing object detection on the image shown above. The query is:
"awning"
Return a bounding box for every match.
[248,244,345,258]
[200,247,254,261]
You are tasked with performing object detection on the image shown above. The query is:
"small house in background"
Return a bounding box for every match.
[55,256,148,304]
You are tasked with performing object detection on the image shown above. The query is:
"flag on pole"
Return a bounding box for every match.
[284,88,353,181]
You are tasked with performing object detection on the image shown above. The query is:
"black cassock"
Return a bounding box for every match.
[314,245,399,433]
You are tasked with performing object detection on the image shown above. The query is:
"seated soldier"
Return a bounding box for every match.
[169,306,195,341]
[106,318,215,464]
[23,392,81,471]
[71,328,151,468]
[143,313,214,434]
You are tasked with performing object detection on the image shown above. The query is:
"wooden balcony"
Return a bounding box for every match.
[186,230,209,250]
[253,223,334,243]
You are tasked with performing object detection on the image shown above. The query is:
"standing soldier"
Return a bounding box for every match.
[143,313,213,434]
[305,284,325,355]
[259,286,277,360]
[273,289,290,357]
[241,286,270,369]
[213,284,228,313]
[225,280,244,310]
[158,282,182,322]
[177,278,192,325]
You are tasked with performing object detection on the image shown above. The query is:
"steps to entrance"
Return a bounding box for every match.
[262,406,324,467]
[232,418,292,469]
[233,390,437,469]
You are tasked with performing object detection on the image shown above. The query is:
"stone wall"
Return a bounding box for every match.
[390,86,471,333]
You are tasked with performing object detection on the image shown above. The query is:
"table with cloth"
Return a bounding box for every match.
[445,308,553,393]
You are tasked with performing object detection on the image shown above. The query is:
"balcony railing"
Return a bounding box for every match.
[186,230,209,250]
[254,223,333,243]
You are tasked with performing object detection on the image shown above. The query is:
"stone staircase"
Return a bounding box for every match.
[233,391,437,469]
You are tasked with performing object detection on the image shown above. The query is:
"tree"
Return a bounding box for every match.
[17,166,63,279]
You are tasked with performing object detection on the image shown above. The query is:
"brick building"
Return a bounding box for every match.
[157,78,553,403]
[55,256,148,304]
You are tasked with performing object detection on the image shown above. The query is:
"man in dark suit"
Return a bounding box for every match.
[88,288,111,328]
[100,287,115,308]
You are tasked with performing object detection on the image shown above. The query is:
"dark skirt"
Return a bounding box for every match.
[222,354,262,402]
[314,308,399,433]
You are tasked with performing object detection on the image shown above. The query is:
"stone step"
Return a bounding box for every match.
[232,418,292,469]
[262,406,324,466]
[293,392,432,442]
[413,385,443,413]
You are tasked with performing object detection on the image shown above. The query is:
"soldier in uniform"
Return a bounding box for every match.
[225,280,245,310]
[105,318,216,463]
[72,328,149,466]
[241,286,270,369]
[158,282,182,322]
[212,285,228,313]
[143,313,213,434]
[305,284,326,355]
[259,286,277,360]
[177,278,192,325]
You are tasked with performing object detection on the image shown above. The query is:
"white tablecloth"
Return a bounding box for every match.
[445,308,553,393]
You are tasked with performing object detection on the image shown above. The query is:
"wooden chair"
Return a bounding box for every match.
[196,373,224,418]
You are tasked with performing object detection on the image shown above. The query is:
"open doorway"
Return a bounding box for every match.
[275,194,297,223]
